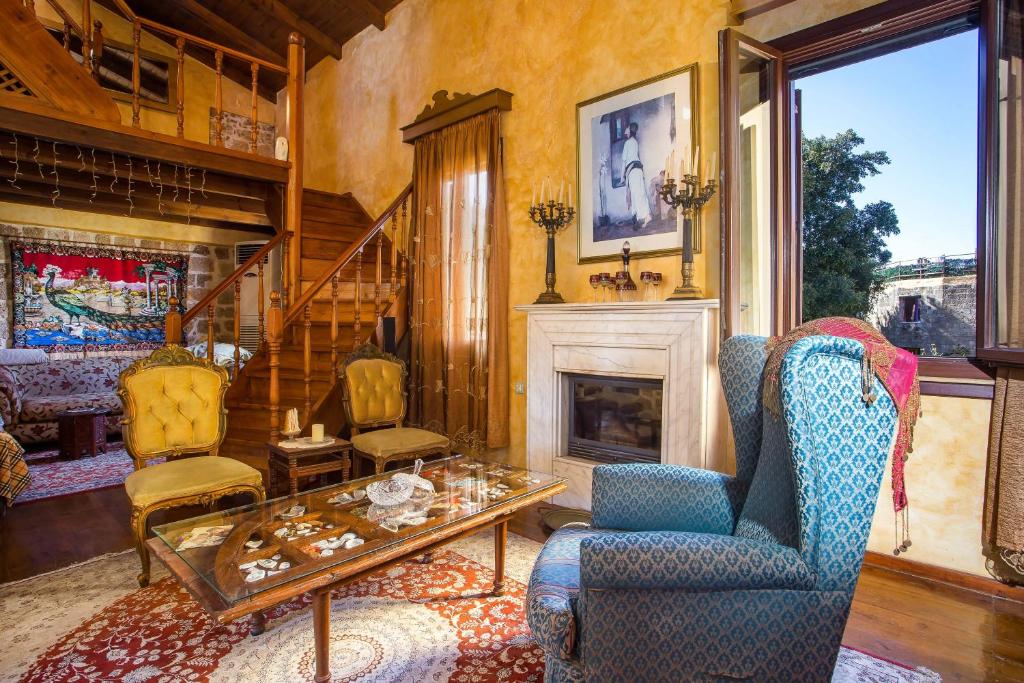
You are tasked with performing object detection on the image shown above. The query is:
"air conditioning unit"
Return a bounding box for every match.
[235,240,281,352]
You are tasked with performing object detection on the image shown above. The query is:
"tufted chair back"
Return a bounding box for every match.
[118,346,229,469]
[734,336,896,594]
[340,344,407,430]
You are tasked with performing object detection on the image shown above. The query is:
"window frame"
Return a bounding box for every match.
[761,0,996,392]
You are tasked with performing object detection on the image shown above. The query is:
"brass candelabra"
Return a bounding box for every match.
[529,200,575,304]
[658,174,716,299]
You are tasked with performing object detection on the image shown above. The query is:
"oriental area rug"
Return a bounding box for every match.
[0,532,941,682]
[17,443,134,504]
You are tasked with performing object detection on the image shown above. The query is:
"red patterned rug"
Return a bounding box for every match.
[1,535,940,682]
[18,443,134,504]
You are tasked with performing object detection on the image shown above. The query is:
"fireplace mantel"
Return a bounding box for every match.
[515,300,725,509]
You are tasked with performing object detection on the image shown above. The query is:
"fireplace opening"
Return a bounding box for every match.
[567,373,663,465]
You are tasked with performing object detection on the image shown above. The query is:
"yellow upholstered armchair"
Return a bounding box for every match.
[341,344,450,475]
[118,345,264,587]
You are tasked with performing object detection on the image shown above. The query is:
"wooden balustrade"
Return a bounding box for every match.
[213,50,224,146]
[165,297,182,345]
[81,0,91,79]
[353,249,362,351]
[131,19,141,127]
[330,274,339,370]
[175,36,185,138]
[303,304,312,420]
[266,291,283,443]
[233,280,242,375]
[374,232,383,327]
[257,259,266,344]
[206,304,215,362]
[90,20,103,80]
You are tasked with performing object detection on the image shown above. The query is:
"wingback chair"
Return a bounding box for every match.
[526,335,897,682]
[119,346,265,587]
[341,344,450,474]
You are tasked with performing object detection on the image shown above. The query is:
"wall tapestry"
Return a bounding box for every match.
[576,64,699,263]
[10,241,187,352]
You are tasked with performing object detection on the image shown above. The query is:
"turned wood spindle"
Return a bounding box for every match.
[267,292,283,443]
[82,0,92,77]
[257,259,266,345]
[62,21,71,53]
[175,37,186,138]
[233,280,241,377]
[303,304,312,421]
[353,250,362,350]
[214,50,224,146]
[91,20,103,81]
[389,211,398,301]
[281,233,291,308]
[374,232,383,326]
[206,304,215,362]
[164,297,182,345]
[250,63,260,153]
[330,274,339,371]
[131,19,141,127]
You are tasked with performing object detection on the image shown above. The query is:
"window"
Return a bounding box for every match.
[720,0,1002,390]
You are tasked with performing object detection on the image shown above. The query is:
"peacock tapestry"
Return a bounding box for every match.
[10,241,188,352]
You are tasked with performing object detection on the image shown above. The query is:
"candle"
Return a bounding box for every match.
[569,182,574,207]
[693,146,700,180]
[540,178,547,204]
[559,178,565,205]
[311,423,325,442]
[532,181,537,207]
[710,151,718,180]
[682,145,690,175]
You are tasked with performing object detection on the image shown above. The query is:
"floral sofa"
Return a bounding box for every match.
[0,356,135,444]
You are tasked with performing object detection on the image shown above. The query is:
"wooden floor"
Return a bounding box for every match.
[3,489,1023,682]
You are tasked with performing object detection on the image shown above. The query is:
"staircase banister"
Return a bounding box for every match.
[43,0,82,37]
[182,230,286,326]
[284,183,413,324]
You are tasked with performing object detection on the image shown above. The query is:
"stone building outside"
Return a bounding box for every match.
[867,254,976,357]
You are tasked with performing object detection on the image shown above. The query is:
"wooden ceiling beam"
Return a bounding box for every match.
[171,0,287,66]
[347,0,386,31]
[246,0,343,60]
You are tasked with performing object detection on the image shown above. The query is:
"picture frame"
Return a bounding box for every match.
[576,64,700,264]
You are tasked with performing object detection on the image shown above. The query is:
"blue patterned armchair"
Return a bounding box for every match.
[526,335,896,682]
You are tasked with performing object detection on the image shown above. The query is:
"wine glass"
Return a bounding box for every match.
[640,271,654,301]
[589,274,601,302]
[599,272,612,302]
[652,272,663,299]
[615,271,629,301]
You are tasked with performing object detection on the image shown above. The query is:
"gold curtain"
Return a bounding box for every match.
[409,110,510,450]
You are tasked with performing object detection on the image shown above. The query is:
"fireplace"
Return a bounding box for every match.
[567,373,663,465]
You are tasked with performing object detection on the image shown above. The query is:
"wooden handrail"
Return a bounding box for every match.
[182,231,286,326]
[106,0,288,72]
[285,183,413,324]
[43,0,82,37]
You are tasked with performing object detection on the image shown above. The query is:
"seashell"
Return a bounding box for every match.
[366,478,414,506]
[272,554,281,560]
[279,562,291,570]
[239,561,257,570]
[321,548,334,557]
[266,570,282,577]
[280,505,305,519]
[339,532,356,542]
[327,493,353,505]
[296,523,311,530]
[352,489,366,500]
[325,524,335,529]
[343,537,365,550]
[245,568,267,582]
[274,527,289,537]
[495,483,510,489]
[245,539,264,549]
[257,559,277,569]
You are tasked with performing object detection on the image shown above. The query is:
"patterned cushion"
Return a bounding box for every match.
[590,464,742,534]
[526,526,612,661]
[20,393,123,423]
[579,531,815,592]
[718,335,768,485]
[6,357,133,398]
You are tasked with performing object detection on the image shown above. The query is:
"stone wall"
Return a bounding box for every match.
[208,109,276,158]
[869,275,977,356]
[0,222,237,358]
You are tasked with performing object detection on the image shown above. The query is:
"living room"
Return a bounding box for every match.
[0,0,1021,681]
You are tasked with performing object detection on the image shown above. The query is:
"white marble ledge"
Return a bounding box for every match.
[514,299,719,314]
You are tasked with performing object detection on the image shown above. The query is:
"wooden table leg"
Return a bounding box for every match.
[313,590,331,683]
[250,610,267,636]
[493,520,507,596]
[289,455,299,496]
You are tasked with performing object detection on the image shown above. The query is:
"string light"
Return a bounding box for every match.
[185,164,193,225]
[155,161,164,215]
[76,145,85,172]
[144,159,154,187]
[50,141,60,206]
[126,155,135,215]
[89,148,98,201]
[33,138,44,181]
[172,164,179,204]
[109,153,118,193]
[8,133,20,189]
[200,168,208,199]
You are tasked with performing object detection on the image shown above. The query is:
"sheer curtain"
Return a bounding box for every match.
[408,110,509,451]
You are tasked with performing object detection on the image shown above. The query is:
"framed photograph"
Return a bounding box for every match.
[576,64,699,263]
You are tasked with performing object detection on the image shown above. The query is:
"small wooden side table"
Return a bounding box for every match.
[57,408,108,460]
[268,437,352,496]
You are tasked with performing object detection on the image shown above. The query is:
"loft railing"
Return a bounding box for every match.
[21,0,293,155]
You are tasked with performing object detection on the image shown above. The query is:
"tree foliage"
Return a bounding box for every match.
[802,129,899,321]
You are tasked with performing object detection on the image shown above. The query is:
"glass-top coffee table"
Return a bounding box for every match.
[148,455,565,683]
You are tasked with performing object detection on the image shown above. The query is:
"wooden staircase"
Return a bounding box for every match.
[175,186,412,476]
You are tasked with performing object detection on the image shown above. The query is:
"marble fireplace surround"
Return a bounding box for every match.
[516,301,724,509]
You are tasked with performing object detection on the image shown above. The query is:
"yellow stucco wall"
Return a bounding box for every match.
[301,0,992,577]
[33,1,277,142]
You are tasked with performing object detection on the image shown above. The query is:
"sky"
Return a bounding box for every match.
[796,29,978,264]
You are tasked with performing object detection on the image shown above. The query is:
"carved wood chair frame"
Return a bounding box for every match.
[118,345,265,587]
[339,343,450,474]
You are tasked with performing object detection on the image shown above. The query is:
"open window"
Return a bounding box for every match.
[721,0,1003,392]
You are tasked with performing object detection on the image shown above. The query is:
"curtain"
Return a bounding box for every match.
[984,367,1024,585]
[408,110,510,451]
